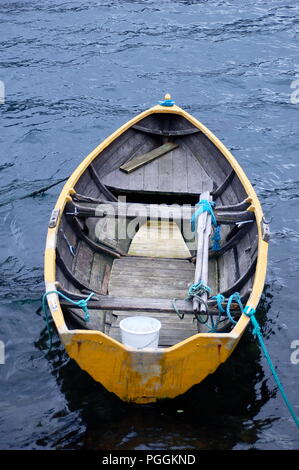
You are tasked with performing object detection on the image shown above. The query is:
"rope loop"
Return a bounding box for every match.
[226,292,243,325]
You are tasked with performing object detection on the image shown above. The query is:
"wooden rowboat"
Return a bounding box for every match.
[44,94,269,403]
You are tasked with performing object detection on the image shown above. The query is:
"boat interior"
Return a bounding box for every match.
[55,112,258,347]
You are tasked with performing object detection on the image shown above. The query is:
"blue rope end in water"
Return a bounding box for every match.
[243,305,299,429]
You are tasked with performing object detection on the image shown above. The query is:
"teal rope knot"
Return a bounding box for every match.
[187,281,211,300]
[191,199,221,251]
[73,293,95,322]
[243,305,299,429]
[41,290,95,352]
[191,200,216,231]
[172,281,211,321]
[187,281,211,324]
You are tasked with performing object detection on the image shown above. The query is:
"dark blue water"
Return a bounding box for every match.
[0,0,298,450]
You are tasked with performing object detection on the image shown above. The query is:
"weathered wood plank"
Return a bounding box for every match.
[109,257,194,299]
[127,220,191,259]
[143,152,160,192]
[88,163,118,201]
[67,200,254,225]
[61,295,244,315]
[56,249,94,293]
[89,253,103,292]
[120,142,179,174]
[114,256,194,271]
[100,264,111,295]
[73,240,94,288]
[64,307,106,331]
[172,148,188,193]
[113,311,195,325]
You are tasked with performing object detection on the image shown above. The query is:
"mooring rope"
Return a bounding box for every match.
[41,290,95,351]
[243,306,299,429]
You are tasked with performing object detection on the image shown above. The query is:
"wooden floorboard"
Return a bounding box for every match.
[102,145,213,195]
[106,257,202,346]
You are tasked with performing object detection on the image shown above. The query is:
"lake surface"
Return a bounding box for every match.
[0,0,298,450]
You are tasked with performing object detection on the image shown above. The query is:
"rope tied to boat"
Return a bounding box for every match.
[243,306,299,429]
[172,281,211,321]
[191,199,221,251]
[158,98,175,107]
[41,290,95,352]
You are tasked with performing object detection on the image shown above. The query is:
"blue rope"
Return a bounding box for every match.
[212,225,221,251]
[41,290,95,351]
[191,199,221,251]
[226,292,243,325]
[159,98,175,107]
[209,293,226,332]
[243,306,299,429]
[191,200,216,231]
[187,281,211,300]
[173,281,210,321]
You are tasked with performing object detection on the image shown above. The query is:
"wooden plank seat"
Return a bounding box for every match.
[60,293,244,315]
[66,197,254,225]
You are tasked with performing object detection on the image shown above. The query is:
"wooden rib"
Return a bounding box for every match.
[88,163,118,201]
[214,198,251,212]
[120,142,178,174]
[212,169,235,199]
[221,257,257,298]
[209,225,249,258]
[69,217,123,258]
[56,250,96,293]
[132,124,200,137]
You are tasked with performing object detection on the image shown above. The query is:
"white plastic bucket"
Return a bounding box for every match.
[119,316,161,349]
